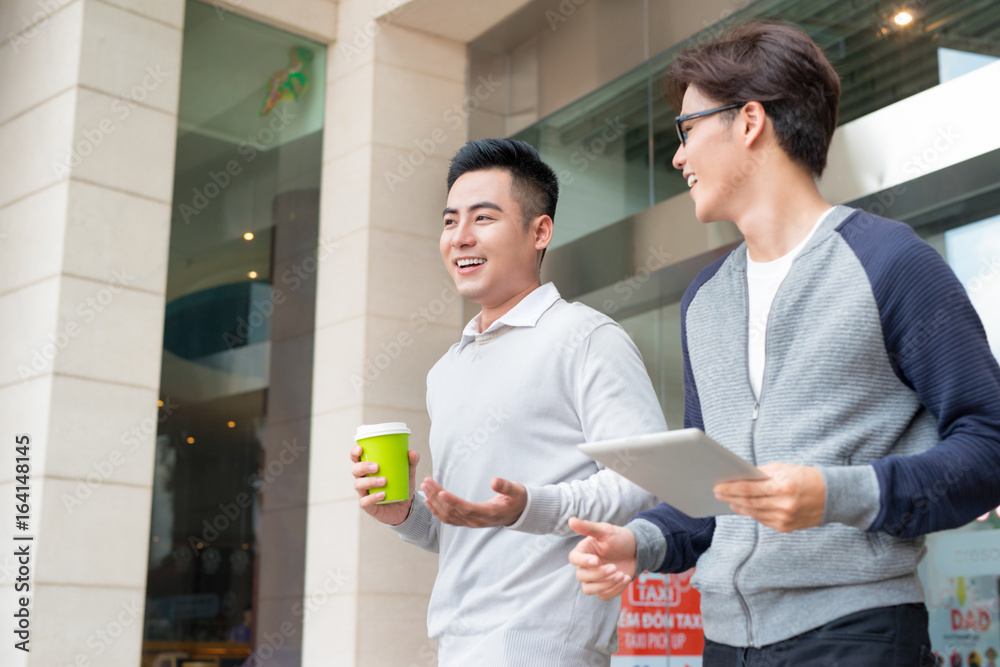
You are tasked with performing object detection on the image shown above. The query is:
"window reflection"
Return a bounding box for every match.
[142,3,325,666]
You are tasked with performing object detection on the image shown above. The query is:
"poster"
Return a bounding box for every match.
[612,569,704,667]
[922,528,1000,666]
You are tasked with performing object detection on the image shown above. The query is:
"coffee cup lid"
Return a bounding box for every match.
[355,422,411,440]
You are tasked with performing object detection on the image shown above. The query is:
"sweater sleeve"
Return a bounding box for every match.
[388,491,440,553]
[507,322,664,535]
[837,214,1000,538]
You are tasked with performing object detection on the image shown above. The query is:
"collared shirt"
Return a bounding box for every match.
[392,278,665,666]
[456,282,560,354]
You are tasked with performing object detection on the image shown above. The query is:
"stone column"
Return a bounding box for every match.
[0,1,184,665]
[302,2,471,665]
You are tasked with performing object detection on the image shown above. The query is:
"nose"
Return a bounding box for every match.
[672,143,686,171]
[451,218,476,248]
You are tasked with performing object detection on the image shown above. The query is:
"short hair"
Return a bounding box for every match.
[663,20,841,177]
[447,138,559,226]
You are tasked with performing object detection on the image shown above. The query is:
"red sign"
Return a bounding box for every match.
[615,569,704,659]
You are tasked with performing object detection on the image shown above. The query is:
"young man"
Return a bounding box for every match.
[569,20,1000,666]
[350,138,666,666]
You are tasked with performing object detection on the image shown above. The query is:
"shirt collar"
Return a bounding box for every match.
[456,282,561,353]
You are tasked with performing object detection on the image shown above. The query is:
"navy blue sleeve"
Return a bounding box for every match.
[837,212,1000,538]
[636,503,716,573]
[634,255,729,569]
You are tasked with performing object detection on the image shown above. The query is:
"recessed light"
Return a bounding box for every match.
[248,271,258,279]
[227,421,236,428]
[186,436,195,444]
[244,232,254,241]
[894,11,913,26]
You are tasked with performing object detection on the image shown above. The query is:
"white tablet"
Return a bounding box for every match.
[577,428,768,517]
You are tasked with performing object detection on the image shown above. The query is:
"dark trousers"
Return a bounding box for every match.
[703,603,935,667]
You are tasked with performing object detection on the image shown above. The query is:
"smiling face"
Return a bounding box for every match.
[672,85,748,224]
[441,169,551,318]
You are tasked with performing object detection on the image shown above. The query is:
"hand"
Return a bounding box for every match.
[420,477,527,528]
[350,445,419,526]
[713,462,825,532]
[568,517,638,600]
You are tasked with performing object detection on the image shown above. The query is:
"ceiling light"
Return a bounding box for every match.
[894,11,913,26]
[157,400,164,407]
[244,232,254,240]
[186,436,195,444]
[227,421,236,428]
[248,271,258,279]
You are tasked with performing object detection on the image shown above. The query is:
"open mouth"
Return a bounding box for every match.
[456,258,486,273]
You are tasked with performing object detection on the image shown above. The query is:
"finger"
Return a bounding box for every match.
[350,445,364,463]
[582,575,631,600]
[568,544,601,568]
[491,477,511,495]
[408,450,420,465]
[354,475,388,493]
[575,563,620,583]
[715,481,775,502]
[359,490,387,509]
[568,517,615,540]
[352,461,379,479]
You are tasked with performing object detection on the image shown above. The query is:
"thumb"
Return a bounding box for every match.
[568,517,614,540]
[490,477,521,497]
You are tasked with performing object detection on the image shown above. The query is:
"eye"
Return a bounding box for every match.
[443,218,456,227]
[475,215,493,222]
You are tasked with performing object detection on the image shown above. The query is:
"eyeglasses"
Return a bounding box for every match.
[675,103,746,145]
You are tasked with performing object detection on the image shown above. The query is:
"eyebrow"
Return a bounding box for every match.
[442,201,504,217]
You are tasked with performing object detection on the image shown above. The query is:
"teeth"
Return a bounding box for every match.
[687,174,698,188]
[457,258,485,268]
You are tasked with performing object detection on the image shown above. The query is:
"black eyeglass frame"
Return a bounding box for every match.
[675,103,746,145]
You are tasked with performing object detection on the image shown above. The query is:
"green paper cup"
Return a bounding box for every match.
[356,422,411,504]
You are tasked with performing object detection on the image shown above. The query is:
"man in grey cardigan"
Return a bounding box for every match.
[570,20,1000,666]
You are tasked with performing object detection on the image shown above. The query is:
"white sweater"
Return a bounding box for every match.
[392,283,666,666]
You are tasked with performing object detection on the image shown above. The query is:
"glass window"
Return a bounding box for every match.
[142,3,325,666]
[516,0,1000,248]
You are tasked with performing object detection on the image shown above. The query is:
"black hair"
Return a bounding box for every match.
[447,138,559,226]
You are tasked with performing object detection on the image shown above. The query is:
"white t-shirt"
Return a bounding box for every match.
[747,208,834,400]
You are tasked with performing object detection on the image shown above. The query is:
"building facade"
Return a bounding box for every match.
[2,0,999,666]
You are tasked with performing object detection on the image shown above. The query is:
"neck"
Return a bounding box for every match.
[478,281,541,331]
[731,169,832,263]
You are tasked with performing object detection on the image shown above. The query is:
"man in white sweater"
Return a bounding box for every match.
[349,138,666,666]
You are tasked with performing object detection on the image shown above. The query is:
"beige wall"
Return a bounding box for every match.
[468,0,756,137]
[302,1,472,665]
[0,1,184,666]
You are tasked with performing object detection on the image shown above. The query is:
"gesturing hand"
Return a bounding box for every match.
[568,517,638,600]
[713,462,825,532]
[350,445,419,526]
[421,477,527,528]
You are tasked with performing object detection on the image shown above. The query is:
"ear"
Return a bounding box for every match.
[741,101,767,148]
[532,215,553,251]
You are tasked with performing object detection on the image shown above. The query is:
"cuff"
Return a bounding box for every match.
[389,492,435,542]
[628,518,667,574]
[507,485,563,534]
[819,465,881,530]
